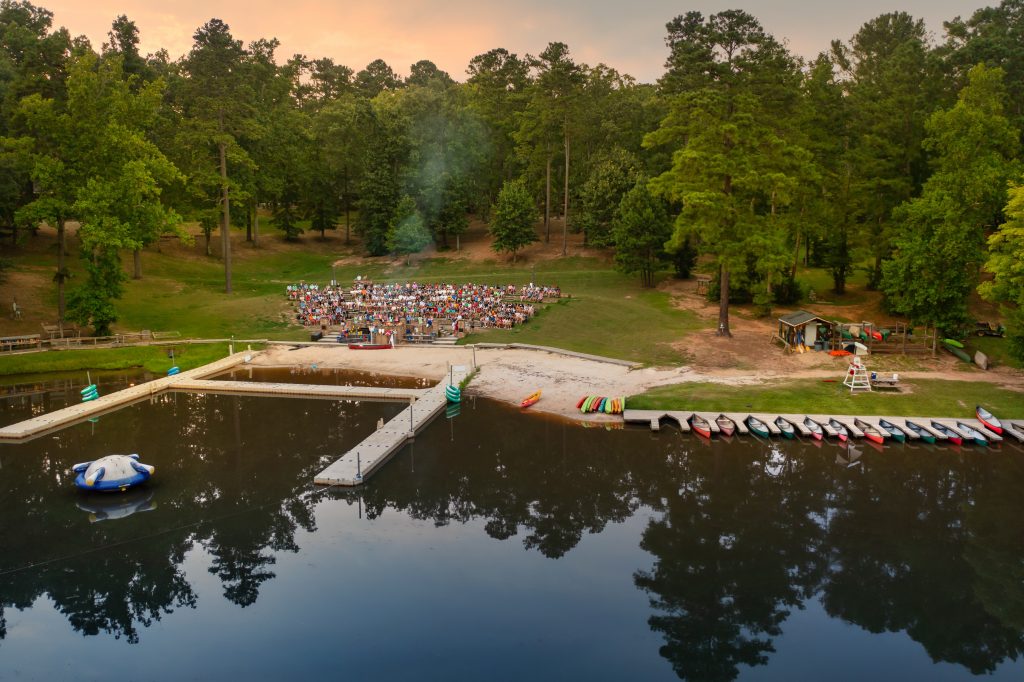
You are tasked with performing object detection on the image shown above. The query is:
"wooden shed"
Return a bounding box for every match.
[774,310,833,352]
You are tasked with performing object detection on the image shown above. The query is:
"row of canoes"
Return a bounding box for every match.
[686,406,1009,447]
[577,395,624,414]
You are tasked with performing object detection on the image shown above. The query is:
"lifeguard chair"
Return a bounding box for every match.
[843,356,872,393]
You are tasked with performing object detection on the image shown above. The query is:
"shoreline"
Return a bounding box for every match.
[249,344,1024,421]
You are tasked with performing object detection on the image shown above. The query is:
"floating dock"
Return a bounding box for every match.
[0,353,249,442]
[622,410,1024,444]
[1,350,471,485]
[169,379,427,402]
[314,366,469,487]
[0,355,430,442]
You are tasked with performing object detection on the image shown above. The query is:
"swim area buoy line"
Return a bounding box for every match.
[71,454,155,492]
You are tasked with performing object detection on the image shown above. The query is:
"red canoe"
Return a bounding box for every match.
[976,406,1002,434]
[348,343,393,350]
[690,414,712,439]
[855,418,886,445]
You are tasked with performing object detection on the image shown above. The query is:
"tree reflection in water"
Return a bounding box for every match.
[0,387,396,642]
[0,384,1022,679]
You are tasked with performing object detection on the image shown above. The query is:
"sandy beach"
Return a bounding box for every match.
[251,344,700,420]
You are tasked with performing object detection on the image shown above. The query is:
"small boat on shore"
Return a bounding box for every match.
[804,417,824,441]
[691,413,713,439]
[956,422,989,446]
[829,419,850,442]
[905,420,936,444]
[775,416,796,439]
[520,390,541,408]
[878,419,907,443]
[976,406,1002,434]
[931,421,963,446]
[854,418,886,445]
[747,416,770,438]
[348,343,393,350]
[716,414,736,437]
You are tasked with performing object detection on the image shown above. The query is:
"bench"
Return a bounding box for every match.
[1,334,41,352]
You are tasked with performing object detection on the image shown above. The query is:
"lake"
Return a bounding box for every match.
[1,372,1022,680]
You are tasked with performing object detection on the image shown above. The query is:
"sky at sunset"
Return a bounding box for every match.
[41,1,981,83]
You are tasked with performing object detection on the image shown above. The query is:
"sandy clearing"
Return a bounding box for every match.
[250,344,1023,422]
[252,345,702,420]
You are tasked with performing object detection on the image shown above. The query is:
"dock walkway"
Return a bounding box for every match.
[314,366,468,487]
[170,379,426,402]
[0,353,248,442]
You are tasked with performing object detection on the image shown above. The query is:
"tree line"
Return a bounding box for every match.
[1,0,1023,356]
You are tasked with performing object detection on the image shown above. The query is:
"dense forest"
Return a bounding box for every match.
[1,0,1023,357]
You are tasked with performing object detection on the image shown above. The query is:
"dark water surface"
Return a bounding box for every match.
[1,375,1023,681]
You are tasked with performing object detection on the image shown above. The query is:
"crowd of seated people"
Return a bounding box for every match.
[286,281,561,333]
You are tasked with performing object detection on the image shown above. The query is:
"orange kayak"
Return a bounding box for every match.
[520,390,542,408]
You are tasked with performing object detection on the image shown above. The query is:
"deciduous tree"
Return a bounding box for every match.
[489,178,537,262]
[883,64,1019,333]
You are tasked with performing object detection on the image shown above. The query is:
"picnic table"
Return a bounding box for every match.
[870,372,901,390]
[41,322,81,339]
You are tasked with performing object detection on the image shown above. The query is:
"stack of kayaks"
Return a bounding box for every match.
[942,338,972,363]
[576,396,624,414]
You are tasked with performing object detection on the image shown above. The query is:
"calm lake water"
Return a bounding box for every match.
[1,372,1023,681]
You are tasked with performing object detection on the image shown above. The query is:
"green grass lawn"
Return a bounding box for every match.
[121,250,707,365]
[0,342,240,380]
[468,285,700,365]
[627,378,1024,418]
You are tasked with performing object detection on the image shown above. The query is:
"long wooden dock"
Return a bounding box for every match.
[622,409,1023,444]
[0,353,249,442]
[169,379,427,402]
[314,366,469,487]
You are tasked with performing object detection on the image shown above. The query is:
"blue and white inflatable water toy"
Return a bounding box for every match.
[71,454,155,492]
